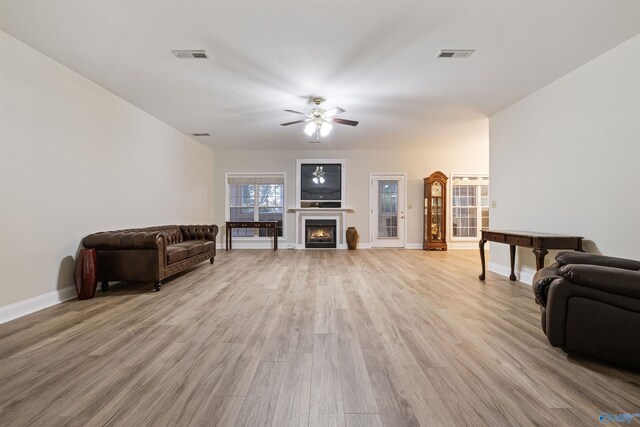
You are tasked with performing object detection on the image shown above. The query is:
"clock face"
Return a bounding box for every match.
[432,182,442,197]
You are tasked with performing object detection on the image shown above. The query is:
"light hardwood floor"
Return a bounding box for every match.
[1,249,639,426]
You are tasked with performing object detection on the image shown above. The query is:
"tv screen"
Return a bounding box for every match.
[300,163,342,201]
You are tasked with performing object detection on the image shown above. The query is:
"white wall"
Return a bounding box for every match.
[0,31,215,318]
[214,125,489,248]
[489,34,640,283]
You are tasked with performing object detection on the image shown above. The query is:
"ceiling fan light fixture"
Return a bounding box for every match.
[304,122,316,136]
[280,97,358,141]
[320,122,332,137]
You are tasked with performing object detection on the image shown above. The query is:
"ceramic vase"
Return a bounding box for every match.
[346,227,358,250]
[74,248,97,300]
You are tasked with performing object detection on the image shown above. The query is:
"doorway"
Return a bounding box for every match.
[370,174,406,248]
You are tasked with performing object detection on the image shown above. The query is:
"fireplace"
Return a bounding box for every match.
[305,220,337,249]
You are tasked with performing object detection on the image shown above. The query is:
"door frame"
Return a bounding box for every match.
[369,173,407,248]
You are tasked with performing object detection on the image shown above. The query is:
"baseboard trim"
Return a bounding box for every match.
[216,241,279,250]
[0,286,77,324]
[487,262,534,285]
[448,241,479,250]
[216,242,465,251]
[519,268,536,285]
[218,242,350,250]
[357,243,420,249]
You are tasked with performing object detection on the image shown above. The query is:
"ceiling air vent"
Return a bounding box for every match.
[192,132,211,137]
[172,50,210,59]
[436,49,475,59]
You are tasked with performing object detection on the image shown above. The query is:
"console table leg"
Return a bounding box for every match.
[479,239,487,280]
[154,281,162,292]
[509,245,517,281]
[533,248,549,271]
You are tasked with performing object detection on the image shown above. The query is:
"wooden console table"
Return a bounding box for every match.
[479,230,583,281]
[225,221,278,251]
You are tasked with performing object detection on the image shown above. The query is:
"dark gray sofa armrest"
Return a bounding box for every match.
[532,265,562,308]
[558,264,640,299]
[83,231,166,250]
[534,276,562,308]
[555,251,640,270]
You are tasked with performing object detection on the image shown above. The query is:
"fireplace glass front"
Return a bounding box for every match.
[305,220,337,249]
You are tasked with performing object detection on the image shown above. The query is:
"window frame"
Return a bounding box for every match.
[225,172,287,240]
[449,174,489,242]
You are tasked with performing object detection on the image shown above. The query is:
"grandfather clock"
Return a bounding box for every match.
[424,171,448,250]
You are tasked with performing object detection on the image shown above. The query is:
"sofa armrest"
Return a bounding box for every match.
[534,276,562,308]
[559,264,640,299]
[180,225,219,241]
[532,265,562,308]
[83,231,166,250]
[555,251,640,270]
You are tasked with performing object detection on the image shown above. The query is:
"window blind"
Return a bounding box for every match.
[227,175,284,185]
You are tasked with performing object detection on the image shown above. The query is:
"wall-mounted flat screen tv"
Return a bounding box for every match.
[300,163,342,201]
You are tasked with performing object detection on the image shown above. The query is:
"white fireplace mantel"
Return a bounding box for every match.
[287,208,354,213]
[289,208,354,249]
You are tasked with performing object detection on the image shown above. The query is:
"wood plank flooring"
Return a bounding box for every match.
[1,249,639,426]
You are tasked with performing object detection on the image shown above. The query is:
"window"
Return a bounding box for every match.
[378,180,398,237]
[227,174,285,238]
[451,175,489,239]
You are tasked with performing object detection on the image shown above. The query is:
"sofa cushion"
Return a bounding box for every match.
[171,240,213,257]
[555,251,640,270]
[166,245,188,264]
[558,264,640,299]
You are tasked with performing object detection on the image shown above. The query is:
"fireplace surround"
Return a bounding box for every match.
[290,158,353,249]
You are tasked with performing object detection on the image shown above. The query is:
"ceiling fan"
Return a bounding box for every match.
[280,97,359,141]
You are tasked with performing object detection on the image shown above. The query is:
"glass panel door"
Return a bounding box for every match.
[371,174,405,248]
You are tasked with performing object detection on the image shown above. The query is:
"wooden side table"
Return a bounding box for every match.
[225,221,278,251]
[479,230,583,281]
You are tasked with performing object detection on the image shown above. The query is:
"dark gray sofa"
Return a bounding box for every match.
[533,251,640,370]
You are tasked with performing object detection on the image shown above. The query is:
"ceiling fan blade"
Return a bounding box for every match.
[324,107,345,117]
[280,119,308,126]
[284,109,308,115]
[331,117,359,127]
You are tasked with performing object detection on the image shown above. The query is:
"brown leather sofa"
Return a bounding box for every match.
[533,251,640,370]
[83,225,218,292]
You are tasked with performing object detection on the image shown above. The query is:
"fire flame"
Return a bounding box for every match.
[311,229,330,238]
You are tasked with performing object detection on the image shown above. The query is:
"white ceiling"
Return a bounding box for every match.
[1,1,639,151]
